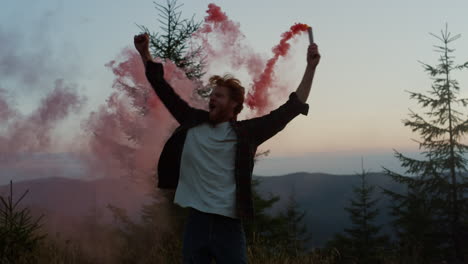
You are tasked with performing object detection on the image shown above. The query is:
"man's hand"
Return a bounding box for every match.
[134,33,152,64]
[307,43,320,69]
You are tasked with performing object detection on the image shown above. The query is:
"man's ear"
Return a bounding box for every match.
[229,100,238,112]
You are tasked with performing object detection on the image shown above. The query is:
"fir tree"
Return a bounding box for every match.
[245,150,313,257]
[278,192,311,256]
[0,181,45,263]
[138,0,205,81]
[383,25,468,263]
[328,162,388,264]
[245,150,287,251]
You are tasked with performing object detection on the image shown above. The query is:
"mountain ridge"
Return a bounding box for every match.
[0,172,403,246]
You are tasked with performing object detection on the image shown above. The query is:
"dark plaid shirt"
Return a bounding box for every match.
[146,61,309,219]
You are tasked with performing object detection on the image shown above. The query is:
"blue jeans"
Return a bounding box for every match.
[182,208,247,264]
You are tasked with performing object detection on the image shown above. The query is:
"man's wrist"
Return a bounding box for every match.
[306,63,317,73]
[140,51,153,65]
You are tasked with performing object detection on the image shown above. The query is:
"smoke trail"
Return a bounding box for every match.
[0,88,17,123]
[0,12,86,161]
[246,23,309,114]
[195,4,309,116]
[81,48,206,182]
[0,12,147,233]
[196,4,265,81]
[0,3,308,182]
[1,4,311,242]
[0,26,44,85]
[0,80,85,155]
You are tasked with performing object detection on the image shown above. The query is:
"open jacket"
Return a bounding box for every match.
[146,61,309,219]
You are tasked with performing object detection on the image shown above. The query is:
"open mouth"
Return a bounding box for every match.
[209,103,216,111]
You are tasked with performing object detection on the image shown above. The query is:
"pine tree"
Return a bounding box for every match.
[278,192,311,256]
[383,25,468,263]
[138,0,205,81]
[247,151,315,257]
[0,181,45,263]
[244,178,283,247]
[383,175,439,263]
[328,163,388,264]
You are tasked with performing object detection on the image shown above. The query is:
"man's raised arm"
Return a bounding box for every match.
[241,44,321,146]
[296,43,320,103]
[133,33,202,125]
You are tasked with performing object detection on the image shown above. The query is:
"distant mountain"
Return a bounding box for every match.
[0,152,89,185]
[0,172,404,246]
[0,176,152,235]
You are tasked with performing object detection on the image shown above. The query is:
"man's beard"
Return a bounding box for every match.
[208,107,230,125]
[208,110,222,125]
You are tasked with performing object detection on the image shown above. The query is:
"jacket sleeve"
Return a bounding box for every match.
[145,61,200,125]
[243,92,309,146]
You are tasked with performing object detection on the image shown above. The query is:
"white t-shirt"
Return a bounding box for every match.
[174,121,238,218]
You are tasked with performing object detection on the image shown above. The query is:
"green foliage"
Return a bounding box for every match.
[327,167,389,264]
[240,177,283,250]
[383,25,468,263]
[278,193,311,256]
[382,168,442,263]
[139,0,205,81]
[107,191,183,264]
[245,176,312,259]
[246,151,287,248]
[0,181,45,263]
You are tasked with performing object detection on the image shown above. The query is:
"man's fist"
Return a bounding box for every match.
[307,43,320,68]
[134,33,150,56]
[134,33,153,64]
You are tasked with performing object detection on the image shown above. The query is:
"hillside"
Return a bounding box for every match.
[0,172,404,246]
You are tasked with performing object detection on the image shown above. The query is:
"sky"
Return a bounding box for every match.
[1,0,468,179]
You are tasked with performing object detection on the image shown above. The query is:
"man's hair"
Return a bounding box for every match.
[209,75,245,115]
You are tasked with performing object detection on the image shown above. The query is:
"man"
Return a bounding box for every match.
[134,33,320,263]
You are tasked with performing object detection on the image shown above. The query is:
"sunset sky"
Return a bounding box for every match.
[1,0,468,178]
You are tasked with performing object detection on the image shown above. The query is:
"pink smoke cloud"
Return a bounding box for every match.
[80,48,206,182]
[0,80,85,155]
[194,4,309,116]
[1,4,311,241]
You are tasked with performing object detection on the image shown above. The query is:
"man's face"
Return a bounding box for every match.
[208,86,237,124]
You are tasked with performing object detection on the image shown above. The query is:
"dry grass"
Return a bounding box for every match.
[24,233,407,264]
[27,231,343,264]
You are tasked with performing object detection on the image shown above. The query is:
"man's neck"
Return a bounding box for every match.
[208,116,236,127]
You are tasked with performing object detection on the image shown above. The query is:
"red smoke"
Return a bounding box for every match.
[197,4,309,116]
[195,3,246,66]
[81,48,206,181]
[200,4,238,40]
[0,3,309,181]
[0,81,85,155]
[246,23,309,113]
[1,3,310,234]
[203,4,227,24]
